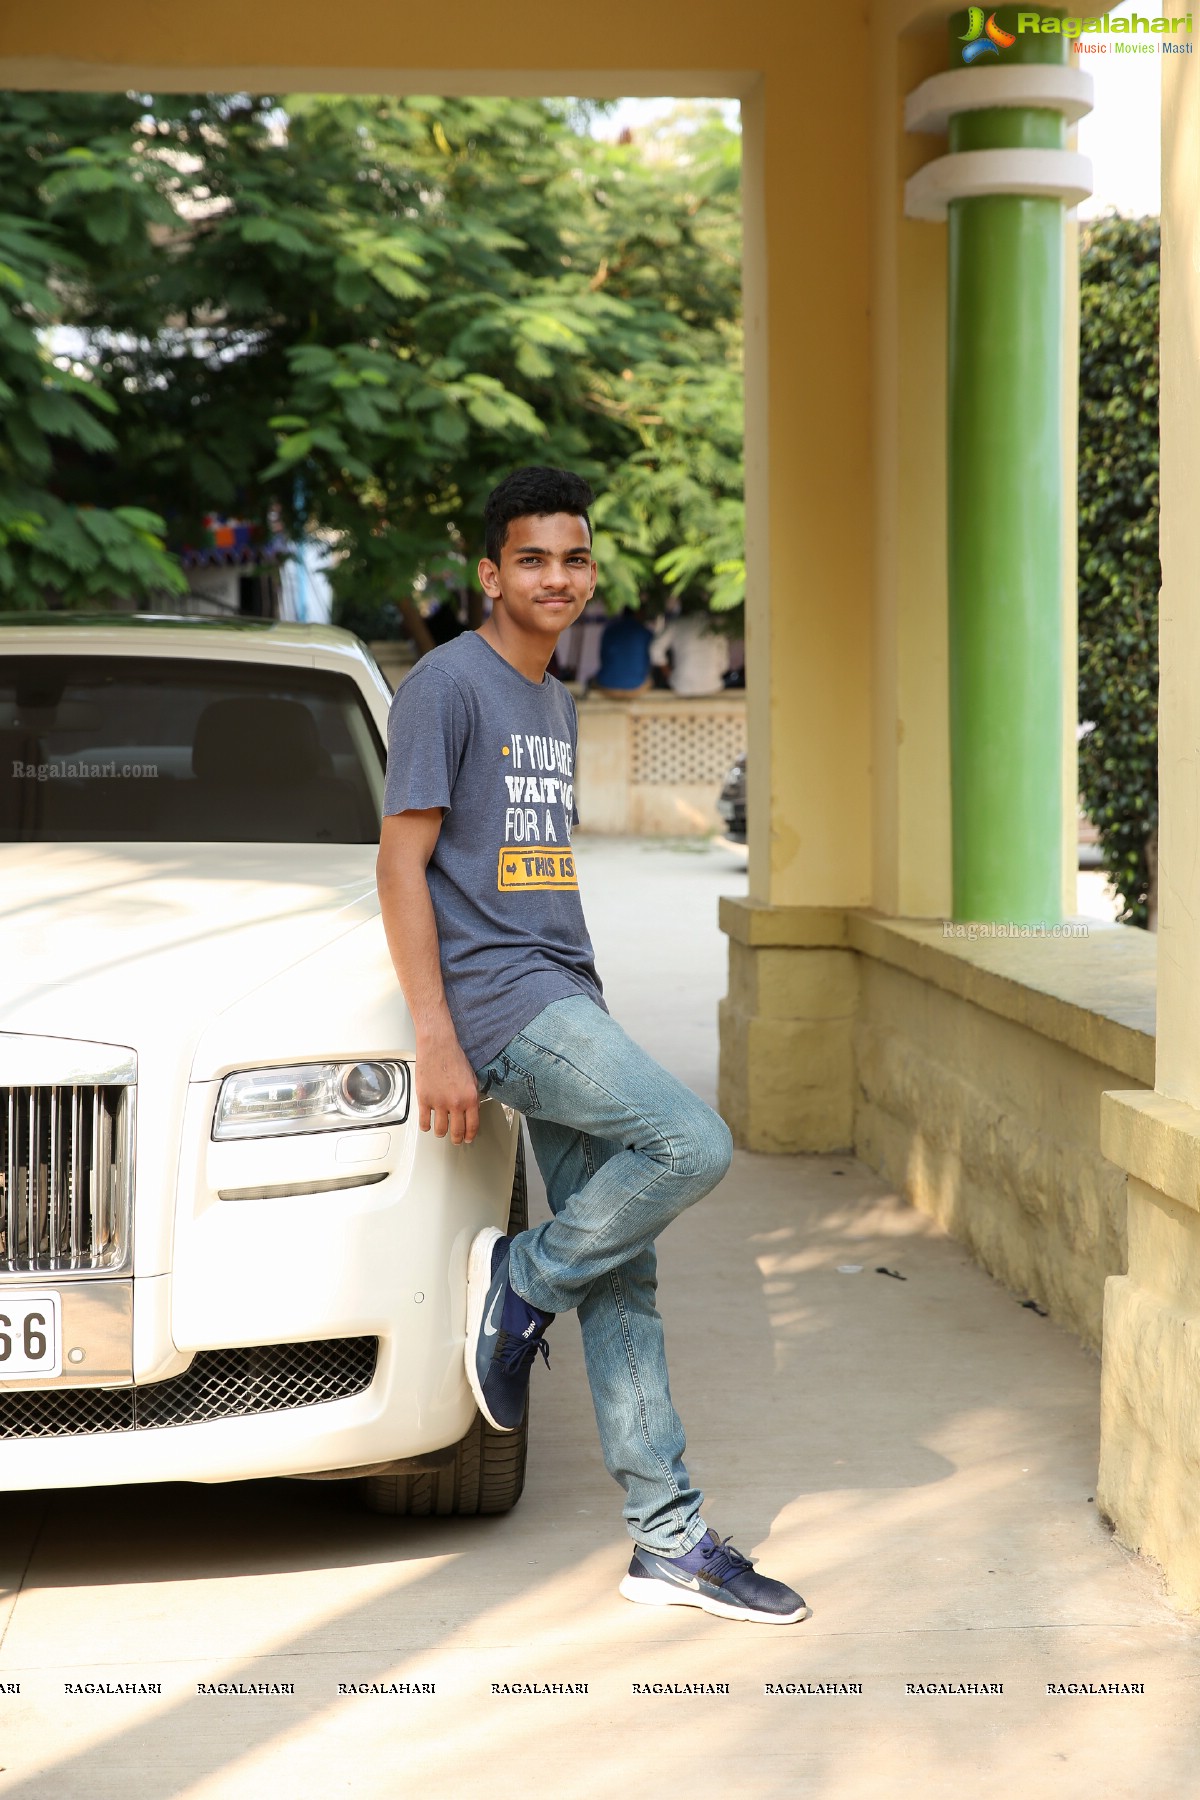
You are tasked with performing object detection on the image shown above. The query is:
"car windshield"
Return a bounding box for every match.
[0,654,384,844]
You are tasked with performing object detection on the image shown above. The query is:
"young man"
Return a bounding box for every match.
[376,466,808,1625]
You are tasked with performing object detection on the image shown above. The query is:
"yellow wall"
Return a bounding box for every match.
[1154,44,1200,1107]
[748,61,874,911]
[1060,216,1081,921]
[1095,44,1200,1612]
[870,10,953,920]
[857,950,1141,1349]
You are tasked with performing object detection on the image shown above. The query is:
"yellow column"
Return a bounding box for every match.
[720,9,951,1149]
[871,16,955,922]
[1097,42,1200,1608]
[720,42,875,1150]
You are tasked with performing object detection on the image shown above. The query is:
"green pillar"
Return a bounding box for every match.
[946,10,1068,923]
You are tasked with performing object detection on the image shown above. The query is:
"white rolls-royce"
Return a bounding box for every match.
[0,615,524,1515]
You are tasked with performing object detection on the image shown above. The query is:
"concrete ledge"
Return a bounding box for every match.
[719,902,1155,1086]
[847,914,1156,1088]
[1101,1089,1200,1217]
[718,896,849,948]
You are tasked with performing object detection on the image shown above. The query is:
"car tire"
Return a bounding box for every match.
[359,1129,530,1519]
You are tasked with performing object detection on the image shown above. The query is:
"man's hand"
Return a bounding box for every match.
[415,1026,480,1145]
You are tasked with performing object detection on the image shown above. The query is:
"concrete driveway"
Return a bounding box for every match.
[0,838,1195,1799]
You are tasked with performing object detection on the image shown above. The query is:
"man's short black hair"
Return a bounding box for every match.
[483,466,595,566]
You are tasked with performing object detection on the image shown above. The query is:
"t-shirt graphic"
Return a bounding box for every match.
[382,631,607,1070]
[497,726,578,891]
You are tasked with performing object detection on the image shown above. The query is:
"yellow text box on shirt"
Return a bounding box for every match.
[497,848,579,891]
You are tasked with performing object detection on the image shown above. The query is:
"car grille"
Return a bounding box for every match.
[0,1336,378,1439]
[0,1084,133,1276]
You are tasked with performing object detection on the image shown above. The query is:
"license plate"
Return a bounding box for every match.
[0,1292,62,1379]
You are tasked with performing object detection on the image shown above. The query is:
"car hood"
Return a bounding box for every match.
[0,842,381,1056]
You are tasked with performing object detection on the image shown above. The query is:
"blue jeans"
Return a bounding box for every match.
[474,994,734,1555]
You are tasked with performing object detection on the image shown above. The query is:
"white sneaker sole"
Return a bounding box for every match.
[618,1573,811,1625]
[464,1227,513,1433]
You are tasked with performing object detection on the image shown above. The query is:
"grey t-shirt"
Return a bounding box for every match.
[382,630,607,1069]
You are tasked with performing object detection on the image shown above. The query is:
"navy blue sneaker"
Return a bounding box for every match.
[464,1227,555,1432]
[619,1529,810,1624]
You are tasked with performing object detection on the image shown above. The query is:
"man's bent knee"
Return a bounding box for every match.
[705,1112,735,1185]
[671,1103,733,1189]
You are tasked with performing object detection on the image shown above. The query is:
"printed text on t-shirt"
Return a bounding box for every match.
[501,732,575,855]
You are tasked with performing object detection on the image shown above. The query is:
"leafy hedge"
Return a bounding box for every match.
[1077,214,1160,929]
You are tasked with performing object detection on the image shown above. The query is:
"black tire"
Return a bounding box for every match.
[505,1126,529,1236]
[359,1130,529,1518]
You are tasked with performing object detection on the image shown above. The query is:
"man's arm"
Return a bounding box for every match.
[376,809,480,1146]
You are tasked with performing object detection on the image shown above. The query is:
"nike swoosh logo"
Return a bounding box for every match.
[655,1565,701,1591]
[483,1288,504,1338]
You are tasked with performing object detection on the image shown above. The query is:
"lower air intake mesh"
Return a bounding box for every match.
[0,1336,378,1439]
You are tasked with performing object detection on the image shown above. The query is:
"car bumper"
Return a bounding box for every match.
[0,1099,518,1491]
[0,1330,469,1491]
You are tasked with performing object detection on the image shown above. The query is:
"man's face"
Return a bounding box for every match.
[478,512,596,640]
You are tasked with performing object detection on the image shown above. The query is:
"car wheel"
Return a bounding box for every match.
[359,1129,530,1518]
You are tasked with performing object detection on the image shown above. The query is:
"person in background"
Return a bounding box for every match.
[650,608,730,696]
[587,603,654,698]
[551,595,606,686]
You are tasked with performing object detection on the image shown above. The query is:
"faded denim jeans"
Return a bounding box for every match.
[474,993,734,1555]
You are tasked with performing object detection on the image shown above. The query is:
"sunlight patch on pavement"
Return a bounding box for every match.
[0,1548,458,1784]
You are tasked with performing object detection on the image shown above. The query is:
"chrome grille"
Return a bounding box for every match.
[0,1337,378,1438]
[0,1085,132,1275]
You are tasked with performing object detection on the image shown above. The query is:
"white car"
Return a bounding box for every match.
[0,616,524,1515]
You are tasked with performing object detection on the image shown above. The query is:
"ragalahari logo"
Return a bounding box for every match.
[961,7,1018,59]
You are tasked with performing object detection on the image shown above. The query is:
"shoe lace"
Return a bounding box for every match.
[495,1329,551,1376]
[699,1535,756,1584]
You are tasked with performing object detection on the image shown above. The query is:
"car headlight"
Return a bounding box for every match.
[212,1060,411,1140]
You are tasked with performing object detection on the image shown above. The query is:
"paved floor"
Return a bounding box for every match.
[0,839,1195,1799]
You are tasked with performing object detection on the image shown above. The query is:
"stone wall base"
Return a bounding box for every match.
[719,901,1153,1352]
[717,905,857,1152]
[1097,1195,1200,1609]
[855,961,1129,1350]
[1096,1096,1200,1612]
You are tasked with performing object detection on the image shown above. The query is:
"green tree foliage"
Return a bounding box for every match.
[0,92,743,624]
[1077,214,1159,929]
[0,95,185,604]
